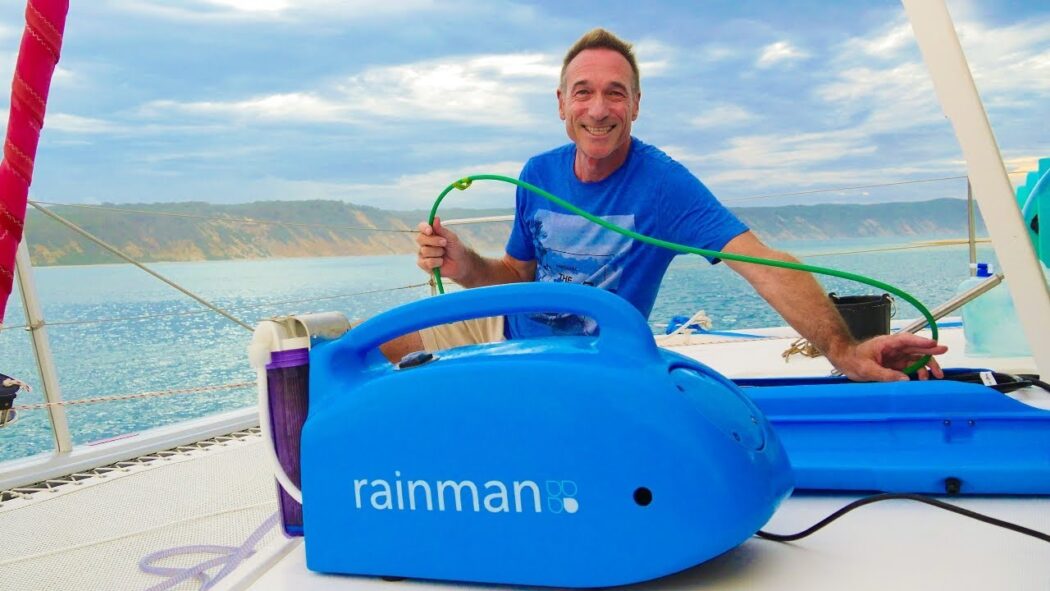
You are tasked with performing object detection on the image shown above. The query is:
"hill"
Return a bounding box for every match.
[23,198,985,266]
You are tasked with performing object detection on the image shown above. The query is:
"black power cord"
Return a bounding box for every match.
[934,370,1050,395]
[757,493,1050,544]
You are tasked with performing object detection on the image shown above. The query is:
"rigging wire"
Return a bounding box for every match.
[29,202,253,331]
[804,238,992,259]
[722,169,1030,204]
[0,282,429,332]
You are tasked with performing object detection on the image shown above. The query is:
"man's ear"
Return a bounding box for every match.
[632,92,641,121]
[556,88,565,120]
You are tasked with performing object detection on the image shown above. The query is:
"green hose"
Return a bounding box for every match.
[428,173,937,375]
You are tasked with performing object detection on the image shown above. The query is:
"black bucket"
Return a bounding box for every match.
[829,293,893,341]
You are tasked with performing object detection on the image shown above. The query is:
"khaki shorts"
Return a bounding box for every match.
[418,316,505,353]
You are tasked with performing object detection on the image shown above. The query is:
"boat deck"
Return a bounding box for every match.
[2,325,1048,591]
[225,325,1050,591]
[232,494,1050,591]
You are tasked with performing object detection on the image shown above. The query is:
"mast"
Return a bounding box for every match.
[902,0,1050,375]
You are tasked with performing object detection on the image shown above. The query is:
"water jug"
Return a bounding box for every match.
[959,263,1030,357]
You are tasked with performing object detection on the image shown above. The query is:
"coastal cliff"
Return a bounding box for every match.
[25,198,985,266]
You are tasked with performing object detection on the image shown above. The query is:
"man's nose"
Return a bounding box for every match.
[587,95,609,119]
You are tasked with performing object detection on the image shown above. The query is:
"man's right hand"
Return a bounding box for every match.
[416,217,471,282]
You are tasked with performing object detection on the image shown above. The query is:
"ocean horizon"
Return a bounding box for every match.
[1,237,999,461]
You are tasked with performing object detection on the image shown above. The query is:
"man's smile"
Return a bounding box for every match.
[582,124,614,136]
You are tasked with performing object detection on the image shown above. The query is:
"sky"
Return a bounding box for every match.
[0,0,1047,211]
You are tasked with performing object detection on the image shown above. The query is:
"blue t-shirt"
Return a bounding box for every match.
[504,137,748,339]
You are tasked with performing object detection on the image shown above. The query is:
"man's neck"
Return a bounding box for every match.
[574,139,631,183]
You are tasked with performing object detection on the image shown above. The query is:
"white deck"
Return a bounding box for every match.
[2,325,1047,590]
[218,325,1050,591]
[0,429,282,591]
[2,325,1041,587]
[229,495,1050,591]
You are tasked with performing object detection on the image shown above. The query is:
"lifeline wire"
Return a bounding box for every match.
[29,202,253,331]
[429,174,938,375]
[757,493,1050,544]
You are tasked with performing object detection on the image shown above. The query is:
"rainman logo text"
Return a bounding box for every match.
[353,471,579,514]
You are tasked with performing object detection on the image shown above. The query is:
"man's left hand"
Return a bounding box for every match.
[831,333,948,382]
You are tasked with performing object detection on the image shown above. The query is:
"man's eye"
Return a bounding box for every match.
[574,89,591,97]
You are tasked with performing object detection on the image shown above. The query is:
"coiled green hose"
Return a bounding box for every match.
[428,174,937,374]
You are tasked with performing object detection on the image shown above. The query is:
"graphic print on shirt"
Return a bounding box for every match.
[527,209,635,335]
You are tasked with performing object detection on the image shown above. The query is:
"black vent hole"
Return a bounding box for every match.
[634,487,653,506]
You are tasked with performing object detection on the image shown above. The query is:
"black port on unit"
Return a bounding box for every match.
[634,487,653,506]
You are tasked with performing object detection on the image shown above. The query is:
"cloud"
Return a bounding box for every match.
[143,52,560,128]
[687,159,962,204]
[756,41,809,68]
[238,160,524,210]
[1002,155,1043,176]
[686,11,1050,208]
[816,62,939,135]
[956,18,1050,103]
[0,22,18,41]
[632,39,675,78]
[658,128,959,200]
[340,53,557,127]
[1,111,119,134]
[819,15,1050,134]
[690,104,757,129]
[203,0,289,12]
[671,128,876,171]
[133,144,271,165]
[143,93,351,124]
[47,113,121,134]
[2,109,227,138]
[697,45,736,63]
[109,0,444,23]
[340,160,525,209]
[842,23,914,59]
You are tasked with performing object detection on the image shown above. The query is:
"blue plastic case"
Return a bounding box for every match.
[739,374,1050,494]
[303,283,792,587]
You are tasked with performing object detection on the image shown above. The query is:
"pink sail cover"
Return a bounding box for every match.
[0,0,69,324]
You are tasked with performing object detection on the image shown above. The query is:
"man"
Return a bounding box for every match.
[386,28,946,382]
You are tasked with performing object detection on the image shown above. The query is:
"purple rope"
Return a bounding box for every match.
[139,512,280,591]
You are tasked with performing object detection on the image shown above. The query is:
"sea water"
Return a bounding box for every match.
[0,240,1000,461]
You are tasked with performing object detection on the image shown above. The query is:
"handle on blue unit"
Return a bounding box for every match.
[334,282,660,363]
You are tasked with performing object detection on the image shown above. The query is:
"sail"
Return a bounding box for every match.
[0,0,69,324]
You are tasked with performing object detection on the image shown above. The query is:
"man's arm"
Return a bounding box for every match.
[379,218,536,364]
[417,217,536,287]
[721,231,946,381]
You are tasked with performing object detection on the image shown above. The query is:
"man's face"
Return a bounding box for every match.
[558,48,640,169]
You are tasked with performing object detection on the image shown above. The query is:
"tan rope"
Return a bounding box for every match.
[11,381,254,411]
[781,337,824,361]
